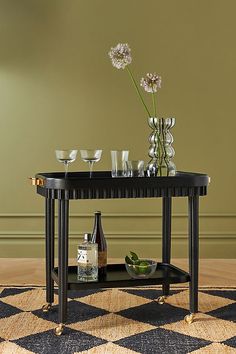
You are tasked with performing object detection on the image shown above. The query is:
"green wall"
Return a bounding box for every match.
[0,0,235,258]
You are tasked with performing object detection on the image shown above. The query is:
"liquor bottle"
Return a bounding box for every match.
[77,233,98,282]
[92,211,107,279]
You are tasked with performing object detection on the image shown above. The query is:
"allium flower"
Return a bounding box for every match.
[108,43,132,69]
[108,43,162,118]
[140,73,162,93]
[108,43,169,176]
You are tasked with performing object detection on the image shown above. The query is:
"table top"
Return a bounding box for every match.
[33,171,209,200]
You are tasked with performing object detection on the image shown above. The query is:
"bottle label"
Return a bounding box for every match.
[78,249,97,266]
[98,250,107,268]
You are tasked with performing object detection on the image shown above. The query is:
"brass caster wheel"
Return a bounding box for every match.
[55,324,64,336]
[42,303,52,312]
[157,296,166,305]
[184,313,195,324]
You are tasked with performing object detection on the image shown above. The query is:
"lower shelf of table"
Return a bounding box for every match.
[51,263,190,290]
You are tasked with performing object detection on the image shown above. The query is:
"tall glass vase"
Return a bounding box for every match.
[146,117,176,177]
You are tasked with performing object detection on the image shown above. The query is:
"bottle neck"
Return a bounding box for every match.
[92,212,106,250]
[94,213,102,230]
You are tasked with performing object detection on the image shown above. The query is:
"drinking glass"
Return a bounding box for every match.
[55,149,78,176]
[111,150,129,177]
[126,160,145,177]
[80,149,102,178]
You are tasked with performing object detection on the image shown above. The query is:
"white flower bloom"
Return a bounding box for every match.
[108,43,132,69]
[140,73,162,93]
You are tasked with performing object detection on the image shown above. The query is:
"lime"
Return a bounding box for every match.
[137,261,150,274]
[133,260,141,265]
[139,261,149,267]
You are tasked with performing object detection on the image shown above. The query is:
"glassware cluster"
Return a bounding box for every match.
[111,150,145,177]
[55,149,102,178]
[55,148,168,178]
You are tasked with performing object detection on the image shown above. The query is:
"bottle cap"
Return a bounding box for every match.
[95,211,101,214]
[84,233,92,241]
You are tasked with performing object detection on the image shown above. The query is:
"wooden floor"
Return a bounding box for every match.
[0,259,235,286]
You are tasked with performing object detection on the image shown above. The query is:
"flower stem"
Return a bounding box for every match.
[126,66,151,117]
[157,131,162,176]
[152,92,157,118]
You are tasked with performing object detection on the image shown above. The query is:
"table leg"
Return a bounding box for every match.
[42,198,55,313]
[186,195,199,324]
[158,197,172,304]
[55,199,69,336]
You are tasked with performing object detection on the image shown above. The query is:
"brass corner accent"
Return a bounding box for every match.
[29,177,44,186]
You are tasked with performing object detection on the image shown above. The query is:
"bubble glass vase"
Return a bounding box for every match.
[146,117,176,177]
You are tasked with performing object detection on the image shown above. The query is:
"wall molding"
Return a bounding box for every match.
[1,212,235,258]
[0,213,236,218]
[0,231,235,239]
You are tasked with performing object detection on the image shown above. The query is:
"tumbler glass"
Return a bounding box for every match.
[126,160,145,177]
[111,150,129,177]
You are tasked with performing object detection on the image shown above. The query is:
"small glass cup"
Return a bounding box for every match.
[111,150,129,177]
[126,160,145,177]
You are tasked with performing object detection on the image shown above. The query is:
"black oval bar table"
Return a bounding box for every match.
[32,171,209,335]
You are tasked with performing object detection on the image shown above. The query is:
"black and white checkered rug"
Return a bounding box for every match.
[0,286,236,353]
